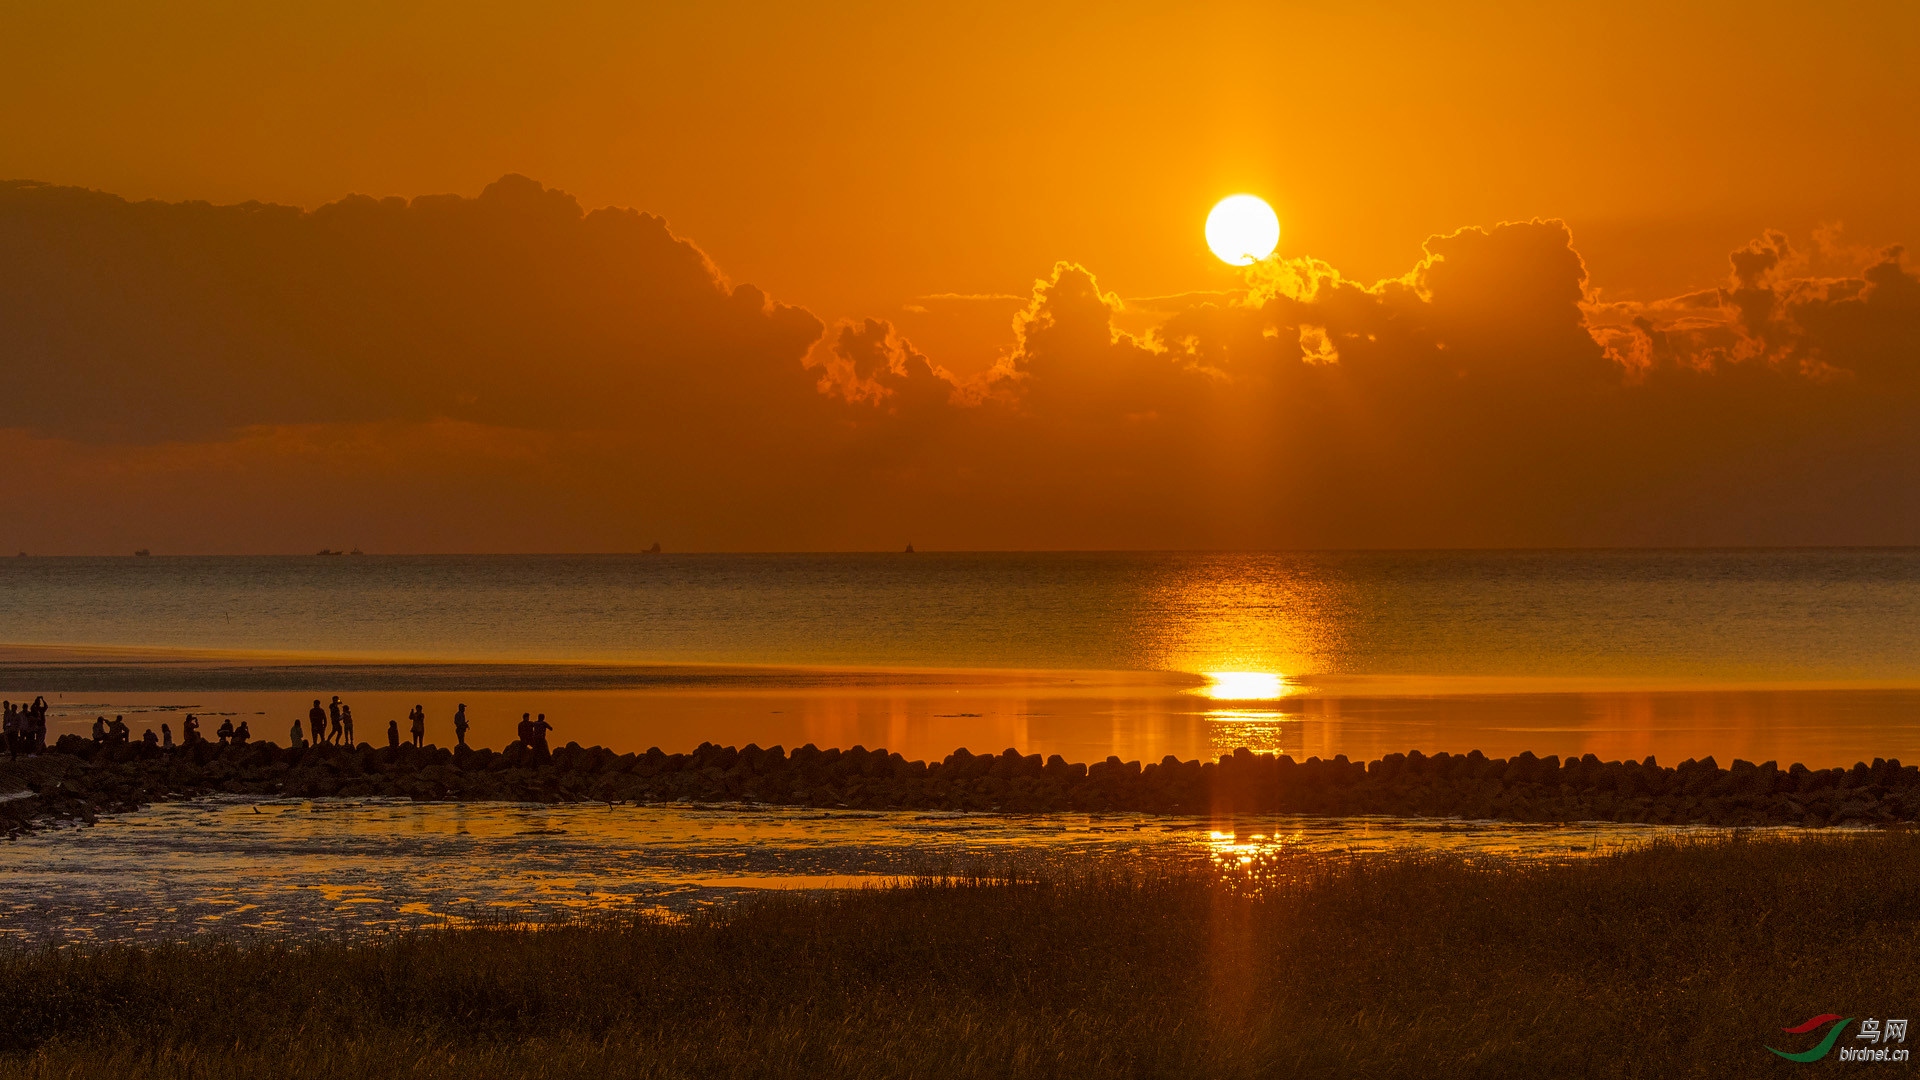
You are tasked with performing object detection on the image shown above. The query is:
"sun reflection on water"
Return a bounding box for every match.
[1205,710,1295,757]
[1198,672,1296,757]
[1200,671,1288,700]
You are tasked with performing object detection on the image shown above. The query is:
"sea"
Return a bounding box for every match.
[1,549,1914,939]
[5,549,1920,765]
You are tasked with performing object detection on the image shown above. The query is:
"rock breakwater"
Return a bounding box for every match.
[4,736,1916,835]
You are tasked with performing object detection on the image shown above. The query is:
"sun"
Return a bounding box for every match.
[1205,194,1280,266]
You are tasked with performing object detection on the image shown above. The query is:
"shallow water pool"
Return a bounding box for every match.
[0,798,1748,944]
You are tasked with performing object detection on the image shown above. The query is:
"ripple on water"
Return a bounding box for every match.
[0,797,1747,944]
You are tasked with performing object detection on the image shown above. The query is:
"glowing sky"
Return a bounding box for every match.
[0,1,1916,552]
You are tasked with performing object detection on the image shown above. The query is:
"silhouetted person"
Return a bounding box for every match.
[288,716,306,747]
[307,700,325,746]
[453,703,469,748]
[182,715,201,745]
[387,719,400,750]
[161,722,174,749]
[409,705,425,747]
[516,712,533,750]
[216,718,235,746]
[92,716,108,744]
[234,719,251,745]
[142,728,158,747]
[531,713,553,753]
[108,715,130,744]
[342,704,355,747]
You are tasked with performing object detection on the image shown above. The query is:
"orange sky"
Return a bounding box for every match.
[1,2,1917,552]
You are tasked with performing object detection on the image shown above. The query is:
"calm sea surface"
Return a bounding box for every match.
[4,550,1918,678]
[4,552,1920,767]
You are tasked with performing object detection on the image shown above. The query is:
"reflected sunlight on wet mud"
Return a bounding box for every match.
[0,797,1771,945]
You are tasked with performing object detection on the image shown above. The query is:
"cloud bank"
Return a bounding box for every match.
[0,175,822,441]
[1,177,1916,551]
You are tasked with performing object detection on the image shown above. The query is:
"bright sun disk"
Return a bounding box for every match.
[1205,194,1280,266]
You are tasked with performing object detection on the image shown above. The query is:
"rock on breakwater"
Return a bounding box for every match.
[2,736,1916,835]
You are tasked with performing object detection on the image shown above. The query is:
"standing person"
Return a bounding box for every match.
[341,704,355,747]
[327,697,344,745]
[531,713,553,753]
[3,703,17,760]
[92,716,108,744]
[108,716,130,744]
[288,716,306,748]
[31,698,48,751]
[515,713,533,750]
[386,719,400,750]
[409,705,425,747]
[182,715,201,745]
[307,700,325,746]
[161,723,174,749]
[452,704,469,748]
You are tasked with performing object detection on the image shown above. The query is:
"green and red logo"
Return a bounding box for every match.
[1769,1015,1852,1062]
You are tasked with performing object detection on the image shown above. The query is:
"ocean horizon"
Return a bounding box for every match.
[5,549,1919,768]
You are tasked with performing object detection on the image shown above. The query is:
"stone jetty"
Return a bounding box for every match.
[3,735,1917,836]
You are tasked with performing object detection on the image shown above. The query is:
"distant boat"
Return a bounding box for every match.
[644,541,662,554]
[904,543,915,553]
[316,548,343,556]
[349,548,365,556]
[133,549,151,557]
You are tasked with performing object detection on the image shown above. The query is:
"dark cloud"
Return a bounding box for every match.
[818,220,1920,546]
[3,179,1918,550]
[812,318,960,413]
[0,175,822,442]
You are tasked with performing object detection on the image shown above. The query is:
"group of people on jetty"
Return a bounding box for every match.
[1,696,558,757]
[2,698,50,756]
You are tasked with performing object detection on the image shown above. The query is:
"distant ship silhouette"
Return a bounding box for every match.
[133,549,151,557]
[904,543,915,553]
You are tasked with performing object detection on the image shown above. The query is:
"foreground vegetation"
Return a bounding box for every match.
[8,735,1916,834]
[2,832,1917,1078]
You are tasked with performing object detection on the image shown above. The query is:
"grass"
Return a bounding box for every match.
[3,832,1918,1078]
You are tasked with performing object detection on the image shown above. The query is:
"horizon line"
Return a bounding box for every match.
[9,545,1920,558]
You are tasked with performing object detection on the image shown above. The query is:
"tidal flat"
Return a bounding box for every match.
[0,832,1912,1079]
[0,794,1737,945]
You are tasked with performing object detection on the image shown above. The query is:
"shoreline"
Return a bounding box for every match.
[4,736,1915,838]
[1,831,1916,1077]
